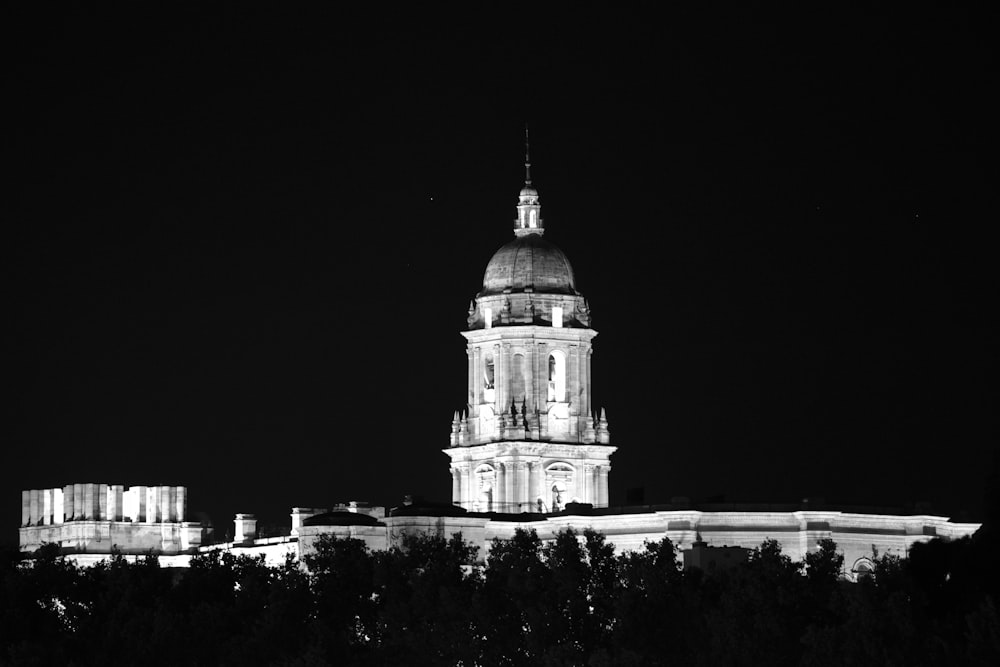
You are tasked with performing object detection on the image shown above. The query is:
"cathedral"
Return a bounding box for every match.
[19,152,981,579]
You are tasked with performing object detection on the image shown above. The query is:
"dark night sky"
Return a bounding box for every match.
[6,5,997,543]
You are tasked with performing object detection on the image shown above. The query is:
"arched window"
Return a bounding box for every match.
[475,465,496,512]
[547,350,566,402]
[852,558,875,583]
[545,462,575,511]
[529,209,537,228]
[484,352,495,403]
[484,307,493,329]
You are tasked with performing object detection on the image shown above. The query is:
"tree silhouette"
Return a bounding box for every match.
[3,528,999,665]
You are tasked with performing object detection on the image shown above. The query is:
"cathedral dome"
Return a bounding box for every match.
[479,233,577,296]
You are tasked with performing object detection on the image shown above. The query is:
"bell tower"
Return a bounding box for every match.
[444,139,616,513]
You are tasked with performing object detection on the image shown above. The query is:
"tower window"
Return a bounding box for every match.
[484,307,492,329]
[529,209,537,228]
[547,350,566,402]
[484,352,495,403]
[552,305,563,328]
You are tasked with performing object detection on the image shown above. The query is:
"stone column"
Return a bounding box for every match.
[514,462,525,511]
[594,466,601,505]
[509,461,518,511]
[98,484,108,520]
[463,463,474,509]
[500,343,511,411]
[467,349,475,406]
[63,485,75,522]
[451,468,461,506]
[527,339,536,410]
[585,348,593,416]
[493,344,502,407]
[577,347,587,435]
[160,486,177,523]
[42,489,53,525]
[107,485,123,521]
[505,461,514,512]
[473,347,482,405]
[134,485,148,522]
[569,344,579,407]
[598,466,609,508]
[527,462,538,511]
[73,484,84,520]
[30,490,41,525]
[176,486,186,522]
[537,342,547,405]
[53,488,64,524]
[496,463,505,509]
[584,464,594,503]
[83,483,96,520]
[23,490,33,526]
[146,487,160,524]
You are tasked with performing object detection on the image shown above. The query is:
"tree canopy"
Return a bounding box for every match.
[2,529,998,666]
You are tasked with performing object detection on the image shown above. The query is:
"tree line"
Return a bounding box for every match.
[2,526,998,666]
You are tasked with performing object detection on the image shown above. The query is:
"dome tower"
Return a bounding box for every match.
[444,134,616,513]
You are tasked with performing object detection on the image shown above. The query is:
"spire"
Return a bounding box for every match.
[515,126,543,236]
[524,124,532,186]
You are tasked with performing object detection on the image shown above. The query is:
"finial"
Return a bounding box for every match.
[524,124,531,186]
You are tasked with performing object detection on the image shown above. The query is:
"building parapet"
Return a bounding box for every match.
[19,483,202,555]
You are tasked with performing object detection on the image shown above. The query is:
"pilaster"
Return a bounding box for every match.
[54,488,64,524]
[493,343,501,408]
[514,461,527,510]
[467,349,474,406]
[504,461,514,512]
[500,342,511,410]
[473,346,482,407]
[64,485,75,521]
[83,484,96,520]
[464,462,474,509]
[98,483,108,520]
[496,463,505,508]
[73,484,83,520]
[528,462,538,511]
[42,489,53,525]
[537,341,547,411]
[28,490,39,526]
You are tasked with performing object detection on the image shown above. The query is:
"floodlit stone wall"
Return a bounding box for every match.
[20,499,981,579]
[288,507,981,576]
[19,483,204,555]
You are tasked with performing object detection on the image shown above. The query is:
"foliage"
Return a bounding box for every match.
[2,528,999,666]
